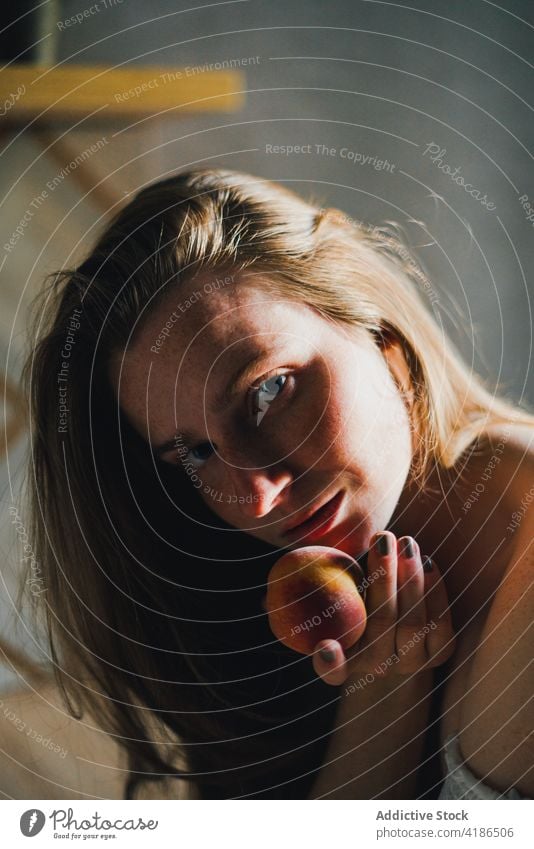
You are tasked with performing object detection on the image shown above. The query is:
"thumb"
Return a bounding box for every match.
[312,639,348,686]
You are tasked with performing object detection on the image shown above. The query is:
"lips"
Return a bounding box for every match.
[282,490,345,543]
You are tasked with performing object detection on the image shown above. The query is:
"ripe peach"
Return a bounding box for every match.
[265,545,367,655]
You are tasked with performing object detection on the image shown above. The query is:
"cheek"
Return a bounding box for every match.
[190,473,231,513]
[185,463,262,520]
[274,363,359,465]
[324,364,413,477]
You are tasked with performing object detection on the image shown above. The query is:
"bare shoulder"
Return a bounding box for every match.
[478,420,534,463]
[464,421,534,516]
[457,479,534,797]
[0,682,196,800]
[0,682,126,799]
[495,421,534,509]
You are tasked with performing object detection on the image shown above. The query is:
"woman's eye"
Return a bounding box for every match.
[252,374,288,423]
[179,373,290,471]
[183,441,215,469]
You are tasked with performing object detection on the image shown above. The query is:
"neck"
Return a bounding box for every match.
[387,459,457,556]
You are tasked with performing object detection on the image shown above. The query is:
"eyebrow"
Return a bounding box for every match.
[153,352,268,459]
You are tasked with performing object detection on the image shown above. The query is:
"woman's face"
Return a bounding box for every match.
[110,271,415,558]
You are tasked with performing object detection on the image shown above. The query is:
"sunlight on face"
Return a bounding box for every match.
[110,271,414,558]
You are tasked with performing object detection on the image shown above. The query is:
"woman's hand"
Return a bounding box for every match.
[312,531,456,687]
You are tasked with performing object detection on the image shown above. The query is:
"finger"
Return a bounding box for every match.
[395,537,427,670]
[312,639,348,686]
[362,531,398,661]
[422,556,456,666]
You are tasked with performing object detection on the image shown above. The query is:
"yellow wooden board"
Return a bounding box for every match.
[0,63,245,121]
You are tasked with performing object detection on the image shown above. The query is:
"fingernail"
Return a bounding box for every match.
[374,533,391,556]
[422,556,433,573]
[319,647,336,663]
[400,536,416,559]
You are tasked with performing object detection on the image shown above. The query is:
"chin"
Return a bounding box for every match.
[282,519,371,559]
[324,525,371,558]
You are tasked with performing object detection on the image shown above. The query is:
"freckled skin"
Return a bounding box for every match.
[109,271,415,558]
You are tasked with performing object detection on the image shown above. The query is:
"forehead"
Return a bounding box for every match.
[109,273,327,435]
[131,272,317,363]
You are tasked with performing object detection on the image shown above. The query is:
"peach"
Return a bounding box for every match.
[265,545,367,655]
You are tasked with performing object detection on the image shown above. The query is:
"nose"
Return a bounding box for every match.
[223,446,293,519]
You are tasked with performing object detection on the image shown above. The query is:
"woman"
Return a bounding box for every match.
[22,168,533,800]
